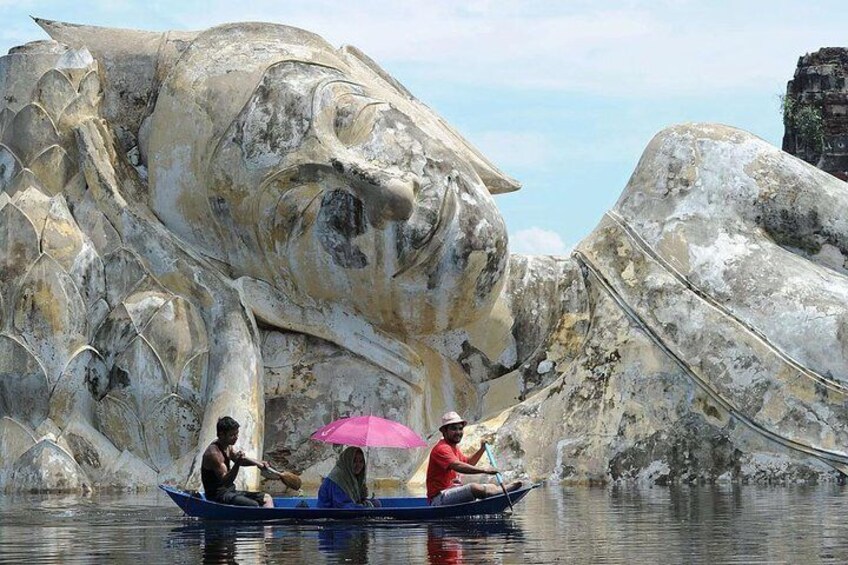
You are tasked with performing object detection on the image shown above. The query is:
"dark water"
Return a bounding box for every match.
[2,484,848,564]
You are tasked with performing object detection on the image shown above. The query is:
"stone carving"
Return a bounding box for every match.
[482,124,848,484]
[2,20,847,492]
[0,19,514,492]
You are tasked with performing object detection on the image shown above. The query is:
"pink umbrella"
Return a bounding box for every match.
[311,415,427,448]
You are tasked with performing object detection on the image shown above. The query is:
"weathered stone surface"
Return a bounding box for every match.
[61,416,119,482]
[261,329,421,483]
[144,393,201,472]
[0,335,49,429]
[479,124,848,485]
[42,195,83,270]
[103,249,148,308]
[0,197,40,304]
[2,20,848,493]
[0,416,36,487]
[13,253,87,385]
[11,438,88,492]
[48,346,108,427]
[95,394,148,462]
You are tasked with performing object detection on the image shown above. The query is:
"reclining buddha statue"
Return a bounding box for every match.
[1,18,846,491]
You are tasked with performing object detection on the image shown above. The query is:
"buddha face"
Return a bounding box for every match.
[150,27,510,335]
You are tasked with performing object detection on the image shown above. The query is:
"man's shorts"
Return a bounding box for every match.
[429,484,476,506]
[216,489,267,507]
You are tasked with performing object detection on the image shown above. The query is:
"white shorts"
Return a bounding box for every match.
[430,484,476,506]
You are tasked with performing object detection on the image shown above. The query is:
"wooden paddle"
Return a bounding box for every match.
[484,442,514,512]
[260,465,302,491]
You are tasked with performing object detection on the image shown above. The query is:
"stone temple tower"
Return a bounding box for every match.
[782,47,848,181]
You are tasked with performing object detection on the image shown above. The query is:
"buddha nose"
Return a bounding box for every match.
[330,157,416,225]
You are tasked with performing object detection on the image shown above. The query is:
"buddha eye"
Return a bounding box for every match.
[332,92,385,147]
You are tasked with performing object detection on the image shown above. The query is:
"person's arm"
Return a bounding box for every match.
[431,443,497,478]
[448,460,498,475]
[445,441,496,475]
[231,450,269,469]
[467,441,488,466]
[205,446,241,484]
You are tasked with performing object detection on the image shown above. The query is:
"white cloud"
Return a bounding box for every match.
[3,2,846,97]
[510,227,570,256]
[156,1,847,96]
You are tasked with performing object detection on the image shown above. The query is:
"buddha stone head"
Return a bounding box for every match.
[146,23,517,336]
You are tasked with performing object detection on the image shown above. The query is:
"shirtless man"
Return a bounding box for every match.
[426,412,523,506]
[200,416,273,507]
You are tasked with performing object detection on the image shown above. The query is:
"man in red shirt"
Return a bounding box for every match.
[426,411,523,506]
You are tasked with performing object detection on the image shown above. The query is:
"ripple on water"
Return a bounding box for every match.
[2,484,848,564]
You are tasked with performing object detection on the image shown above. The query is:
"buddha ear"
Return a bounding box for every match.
[34,18,197,143]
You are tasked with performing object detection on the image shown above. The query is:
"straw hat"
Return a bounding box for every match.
[439,411,467,429]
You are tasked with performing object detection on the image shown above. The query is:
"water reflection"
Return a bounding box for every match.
[426,525,464,565]
[197,527,240,564]
[318,525,370,564]
[425,520,523,565]
[165,518,525,564]
[5,485,848,563]
[169,522,317,564]
[169,524,241,564]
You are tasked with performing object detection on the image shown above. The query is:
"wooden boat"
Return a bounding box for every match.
[159,483,538,521]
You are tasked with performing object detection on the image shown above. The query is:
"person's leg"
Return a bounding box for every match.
[224,490,271,507]
[234,494,260,507]
[471,484,504,498]
[243,491,273,508]
[505,480,524,492]
[437,484,477,505]
[469,483,492,499]
[429,492,445,506]
[223,492,260,507]
[470,481,524,499]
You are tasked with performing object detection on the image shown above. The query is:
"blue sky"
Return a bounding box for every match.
[2,1,846,254]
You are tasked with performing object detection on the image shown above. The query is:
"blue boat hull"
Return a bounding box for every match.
[159,484,537,521]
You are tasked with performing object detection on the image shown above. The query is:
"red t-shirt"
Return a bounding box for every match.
[426,439,468,500]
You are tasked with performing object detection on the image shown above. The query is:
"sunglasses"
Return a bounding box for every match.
[444,424,465,432]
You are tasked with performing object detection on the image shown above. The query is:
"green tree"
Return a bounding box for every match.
[781,94,824,153]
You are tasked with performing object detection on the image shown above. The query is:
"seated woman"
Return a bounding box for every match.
[317,447,377,508]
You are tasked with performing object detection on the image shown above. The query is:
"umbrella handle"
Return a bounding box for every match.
[484,443,514,512]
